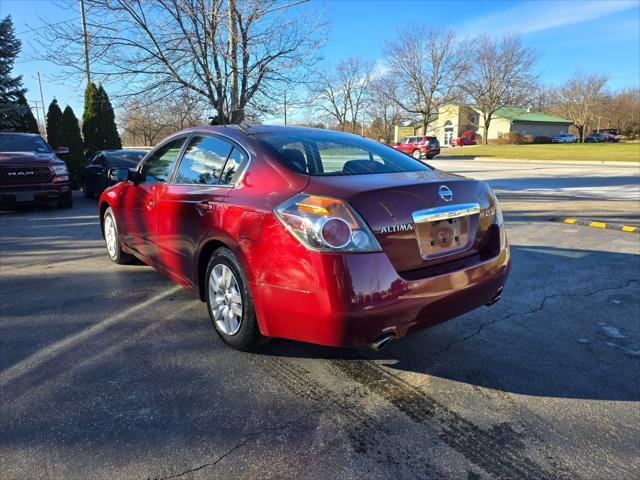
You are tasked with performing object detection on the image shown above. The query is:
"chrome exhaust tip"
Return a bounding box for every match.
[368,332,396,351]
[485,287,504,306]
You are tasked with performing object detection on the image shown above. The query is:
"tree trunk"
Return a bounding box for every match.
[484,117,491,144]
[578,125,584,142]
[422,112,428,134]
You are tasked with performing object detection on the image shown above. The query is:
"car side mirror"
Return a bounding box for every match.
[55,146,69,155]
[108,167,131,183]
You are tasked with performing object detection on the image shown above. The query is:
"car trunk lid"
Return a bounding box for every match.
[306,170,500,273]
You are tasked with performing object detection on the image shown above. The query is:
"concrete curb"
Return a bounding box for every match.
[435,156,639,166]
[551,217,639,233]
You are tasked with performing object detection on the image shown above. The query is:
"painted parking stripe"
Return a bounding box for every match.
[552,217,639,233]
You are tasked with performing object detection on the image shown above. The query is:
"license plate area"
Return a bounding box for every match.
[412,203,480,260]
[15,192,35,202]
[415,216,473,259]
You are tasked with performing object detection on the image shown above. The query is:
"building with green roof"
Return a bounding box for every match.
[422,104,572,146]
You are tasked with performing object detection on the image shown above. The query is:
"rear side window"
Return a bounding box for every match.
[139,137,185,184]
[219,147,247,185]
[255,130,431,176]
[174,135,232,185]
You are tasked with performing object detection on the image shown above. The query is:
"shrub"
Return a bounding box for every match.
[491,132,524,144]
[461,129,475,140]
[523,134,535,144]
[534,136,551,144]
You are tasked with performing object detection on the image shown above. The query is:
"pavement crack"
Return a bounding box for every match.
[148,410,319,480]
[429,277,640,361]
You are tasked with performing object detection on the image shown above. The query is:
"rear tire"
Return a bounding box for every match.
[205,247,262,351]
[103,207,133,264]
[411,149,421,159]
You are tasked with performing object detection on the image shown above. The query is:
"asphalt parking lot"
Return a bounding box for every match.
[1,159,639,479]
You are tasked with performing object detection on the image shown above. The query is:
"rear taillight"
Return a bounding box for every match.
[274,194,382,252]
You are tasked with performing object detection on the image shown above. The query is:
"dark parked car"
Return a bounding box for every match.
[83,149,148,198]
[99,126,509,351]
[390,135,440,159]
[585,132,619,143]
[0,133,72,208]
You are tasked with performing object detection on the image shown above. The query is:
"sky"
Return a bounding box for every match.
[3,0,640,124]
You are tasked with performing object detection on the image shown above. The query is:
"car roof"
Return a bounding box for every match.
[103,149,148,155]
[176,124,369,138]
[0,132,42,137]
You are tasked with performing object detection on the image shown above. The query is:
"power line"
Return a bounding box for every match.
[16,18,77,36]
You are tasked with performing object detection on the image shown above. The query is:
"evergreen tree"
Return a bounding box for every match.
[0,15,28,131]
[97,85,122,149]
[62,106,84,188]
[46,99,64,148]
[82,81,101,155]
[14,92,39,133]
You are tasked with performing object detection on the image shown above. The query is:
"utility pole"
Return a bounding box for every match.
[31,100,42,131]
[283,90,287,125]
[37,72,46,138]
[80,0,91,84]
[228,0,238,123]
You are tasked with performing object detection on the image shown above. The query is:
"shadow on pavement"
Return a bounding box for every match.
[258,244,640,402]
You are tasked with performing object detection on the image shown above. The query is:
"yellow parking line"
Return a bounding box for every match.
[589,221,607,229]
[564,218,577,224]
[622,225,637,232]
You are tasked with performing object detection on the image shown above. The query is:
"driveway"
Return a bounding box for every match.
[1,184,639,479]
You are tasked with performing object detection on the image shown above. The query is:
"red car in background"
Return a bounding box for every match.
[390,135,440,159]
[450,136,477,147]
[99,126,509,351]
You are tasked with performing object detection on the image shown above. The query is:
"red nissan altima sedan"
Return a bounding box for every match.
[99,125,510,351]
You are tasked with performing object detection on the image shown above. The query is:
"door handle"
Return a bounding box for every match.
[196,200,216,214]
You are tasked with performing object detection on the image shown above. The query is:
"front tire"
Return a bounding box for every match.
[205,247,262,351]
[103,207,133,264]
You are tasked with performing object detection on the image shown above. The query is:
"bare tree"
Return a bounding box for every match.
[37,0,325,124]
[368,75,401,143]
[311,57,374,133]
[554,72,608,142]
[383,26,468,133]
[606,88,640,137]
[121,91,207,146]
[462,34,537,144]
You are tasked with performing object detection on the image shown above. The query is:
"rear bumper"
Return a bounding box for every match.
[0,183,72,206]
[251,235,510,347]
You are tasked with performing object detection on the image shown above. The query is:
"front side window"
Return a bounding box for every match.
[139,137,185,184]
[255,130,432,176]
[174,135,233,185]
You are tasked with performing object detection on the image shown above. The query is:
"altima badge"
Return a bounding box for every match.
[438,185,453,202]
[380,223,414,234]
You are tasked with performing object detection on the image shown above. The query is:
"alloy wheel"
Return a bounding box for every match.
[104,214,117,259]
[209,264,243,335]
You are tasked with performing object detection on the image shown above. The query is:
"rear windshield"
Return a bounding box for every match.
[254,130,432,176]
[106,151,146,167]
[0,134,52,153]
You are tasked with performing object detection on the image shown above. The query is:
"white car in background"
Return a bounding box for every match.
[552,133,577,143]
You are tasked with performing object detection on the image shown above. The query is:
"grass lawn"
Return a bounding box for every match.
[438,142,640,162]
